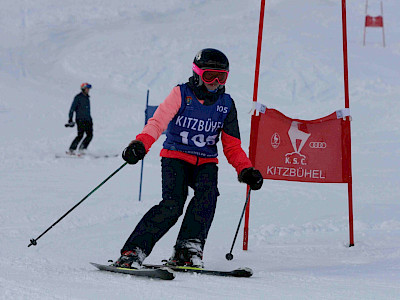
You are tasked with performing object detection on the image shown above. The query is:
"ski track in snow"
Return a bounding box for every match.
[1,0,399,299]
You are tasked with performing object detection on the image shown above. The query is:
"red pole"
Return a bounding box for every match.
[243,0,266,251]
[363,0,368,46]
[381,1,386,47]
[252,0,266,105]
[342,0,350,109]
[341,0,354,247]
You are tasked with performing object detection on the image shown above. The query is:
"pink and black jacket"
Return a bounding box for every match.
[135,79,252,175]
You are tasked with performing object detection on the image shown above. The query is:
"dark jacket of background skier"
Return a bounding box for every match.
[69,92,92,122]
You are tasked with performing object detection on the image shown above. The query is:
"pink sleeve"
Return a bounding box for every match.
[139,86,181,144]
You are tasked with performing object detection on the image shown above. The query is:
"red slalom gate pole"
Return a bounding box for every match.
[252,0,266,106]
[243,0,266,251]
[341,0,354,247]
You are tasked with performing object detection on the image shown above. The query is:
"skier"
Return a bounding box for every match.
[65,83,93,154]
[114,48,263,269]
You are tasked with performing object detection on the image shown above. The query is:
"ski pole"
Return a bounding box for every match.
[225,188,252,260]
[28,162,128,247]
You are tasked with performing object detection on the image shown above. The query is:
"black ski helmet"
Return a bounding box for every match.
[193,48,229,86]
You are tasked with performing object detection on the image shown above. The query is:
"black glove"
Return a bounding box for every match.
[65,121,75,127]
[122,140,146,164]
[238,167,263,190]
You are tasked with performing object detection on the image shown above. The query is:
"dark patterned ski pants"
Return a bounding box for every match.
[121,157,219,256]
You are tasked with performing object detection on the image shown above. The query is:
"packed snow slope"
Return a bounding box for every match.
[1,0,399,299]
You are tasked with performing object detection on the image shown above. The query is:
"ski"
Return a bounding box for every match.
[90,262,175,280]
[55,153,118,159]
[55,153,83,159]
[95,154,119,158]
[84,153,119,159]
[143,264,253,278]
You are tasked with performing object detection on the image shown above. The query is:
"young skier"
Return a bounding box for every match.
[114,48,263,269]
[65,83,93,154]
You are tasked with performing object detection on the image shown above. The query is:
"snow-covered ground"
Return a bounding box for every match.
[1,0,399,299]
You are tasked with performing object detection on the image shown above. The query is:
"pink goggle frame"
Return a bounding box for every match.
[192,63,229,85]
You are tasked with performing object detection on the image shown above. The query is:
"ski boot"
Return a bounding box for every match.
[112,248,146,269]
[166,239,204,268]
[66,149,76,156]
[77,147,87,156]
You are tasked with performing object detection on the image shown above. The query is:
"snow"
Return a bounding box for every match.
[1,0,400,299]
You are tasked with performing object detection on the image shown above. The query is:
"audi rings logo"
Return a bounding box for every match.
[309,142,327,149]
[271,133,280,149]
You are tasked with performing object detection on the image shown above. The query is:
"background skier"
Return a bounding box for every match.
[114,48,264,269]
[65,83,93,154]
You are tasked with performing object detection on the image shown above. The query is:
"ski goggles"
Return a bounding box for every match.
[192,63,229,85]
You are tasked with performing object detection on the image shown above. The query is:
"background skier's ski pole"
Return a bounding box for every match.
[225,188,252,260]
[28,162,128,247]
